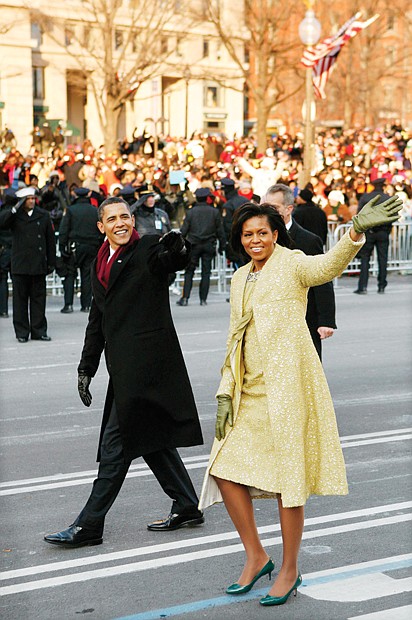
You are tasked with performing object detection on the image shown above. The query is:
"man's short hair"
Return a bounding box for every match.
[98,196,131,222]
[264,183,295,207]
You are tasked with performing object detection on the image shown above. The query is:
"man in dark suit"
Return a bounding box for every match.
[354,178,392,294]
[44,197,204,548]
[0,186,55,342]
[177,187,225,306]
[263,184,336,359]
[293,187,328,245]
[58,186,104,313]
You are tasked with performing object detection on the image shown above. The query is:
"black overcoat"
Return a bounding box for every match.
[78,234,203,462]
[289,219,336,356]
[0,206,56,275]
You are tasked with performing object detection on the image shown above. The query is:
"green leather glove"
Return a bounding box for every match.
[215,394,233,441]
[352,195,403,234]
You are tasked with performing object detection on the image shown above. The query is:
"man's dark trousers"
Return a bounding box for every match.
[357,229,390,291]
[74,402,200,532]
[63,244,96,309]
[182,241,215,302]
[12,274,47,339]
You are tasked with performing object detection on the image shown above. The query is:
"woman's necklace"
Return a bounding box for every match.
[246,270,262,282]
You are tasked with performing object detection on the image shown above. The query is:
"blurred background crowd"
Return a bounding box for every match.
[1,122,411,231]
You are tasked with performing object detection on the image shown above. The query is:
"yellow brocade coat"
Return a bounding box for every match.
[199,230,365,509]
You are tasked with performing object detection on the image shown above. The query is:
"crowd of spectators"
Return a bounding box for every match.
[0,122,411,332]
[1,122,411,231]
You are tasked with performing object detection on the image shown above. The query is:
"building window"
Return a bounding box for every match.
[31,22,43,46]
[65,25,75,46]
[385,47,396,67]
[204,83,223,108]
[387,12,395,30]
[161,36,168,55]
[83,25,91,48]
[176,36,182,56]
[115,30,123,50]
[203,38,209,58]
[204,120,225,133]
[33,67,45,100]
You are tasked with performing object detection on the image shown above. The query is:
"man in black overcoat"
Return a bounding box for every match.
[58,187,104,313]
[176,187,225,306]
[353,178,392,294]
[264,184,336,359]
[220,177,249,268]
[0,186,55,342]
[293,187,328,246]
[44,197,204,548]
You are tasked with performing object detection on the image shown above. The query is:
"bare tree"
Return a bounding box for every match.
[314,0,412,128]
[202,0,304,153]
[29,0,196,151]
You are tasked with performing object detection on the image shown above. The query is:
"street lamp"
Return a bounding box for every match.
[183,65,191,139]
[299,3,321,186]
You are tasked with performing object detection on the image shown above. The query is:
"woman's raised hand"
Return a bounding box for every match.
[352,195,403,234]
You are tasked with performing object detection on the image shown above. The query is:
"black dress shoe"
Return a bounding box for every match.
[200,300,207,306]
[176,298,188,307]
[44,524,103,548]
[80,307,90,312]
[17,337,29,343]
[0,312,9,318]
[32,335,52,341]
[147,511,204,531]
[61,305,74,313]
[353,289,367,295]
[377,286,385,294]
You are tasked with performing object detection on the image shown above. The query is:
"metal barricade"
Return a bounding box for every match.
[174,251,233,295]
[327,221,412,275]
[41,221,411,296]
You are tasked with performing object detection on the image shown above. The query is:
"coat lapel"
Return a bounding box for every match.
[106,243,136,292]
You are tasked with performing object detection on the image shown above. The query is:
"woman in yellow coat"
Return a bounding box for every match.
[198,197,402,607]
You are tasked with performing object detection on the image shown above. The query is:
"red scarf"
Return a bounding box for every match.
[96,228,139,289]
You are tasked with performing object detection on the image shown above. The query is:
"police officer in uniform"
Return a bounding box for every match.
[58,187,104,313]
[354,178,393,294]
[176,187,225,306]
[0,186,55,342]
[131,190,171,237]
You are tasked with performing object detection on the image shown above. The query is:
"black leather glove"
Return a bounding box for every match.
[160,230,186,254]
[78,373,92,407]
[218,242,225,256]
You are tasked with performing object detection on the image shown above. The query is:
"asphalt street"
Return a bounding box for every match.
[0,272,411,620]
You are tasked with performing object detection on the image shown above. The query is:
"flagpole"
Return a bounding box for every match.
[299,2,321,186]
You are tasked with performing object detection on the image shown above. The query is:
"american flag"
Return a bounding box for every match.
[301,12,379,99]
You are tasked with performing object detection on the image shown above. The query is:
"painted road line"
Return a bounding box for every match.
[0,455,210,489]
[348,605,412,619]
[0,362,77,372]
[108,555,412,620]
[0,460,210,496]
[2,502,411,581]
[341,434,412,448]
[340,427,412,441]
[303,572,412,602]
[1,515,411,596]
[2,427,410,494]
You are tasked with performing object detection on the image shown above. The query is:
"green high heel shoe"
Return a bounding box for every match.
[259,572,302,606]
[226,558,274,595]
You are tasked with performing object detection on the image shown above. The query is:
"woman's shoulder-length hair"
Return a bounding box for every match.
[231,202,292,258]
